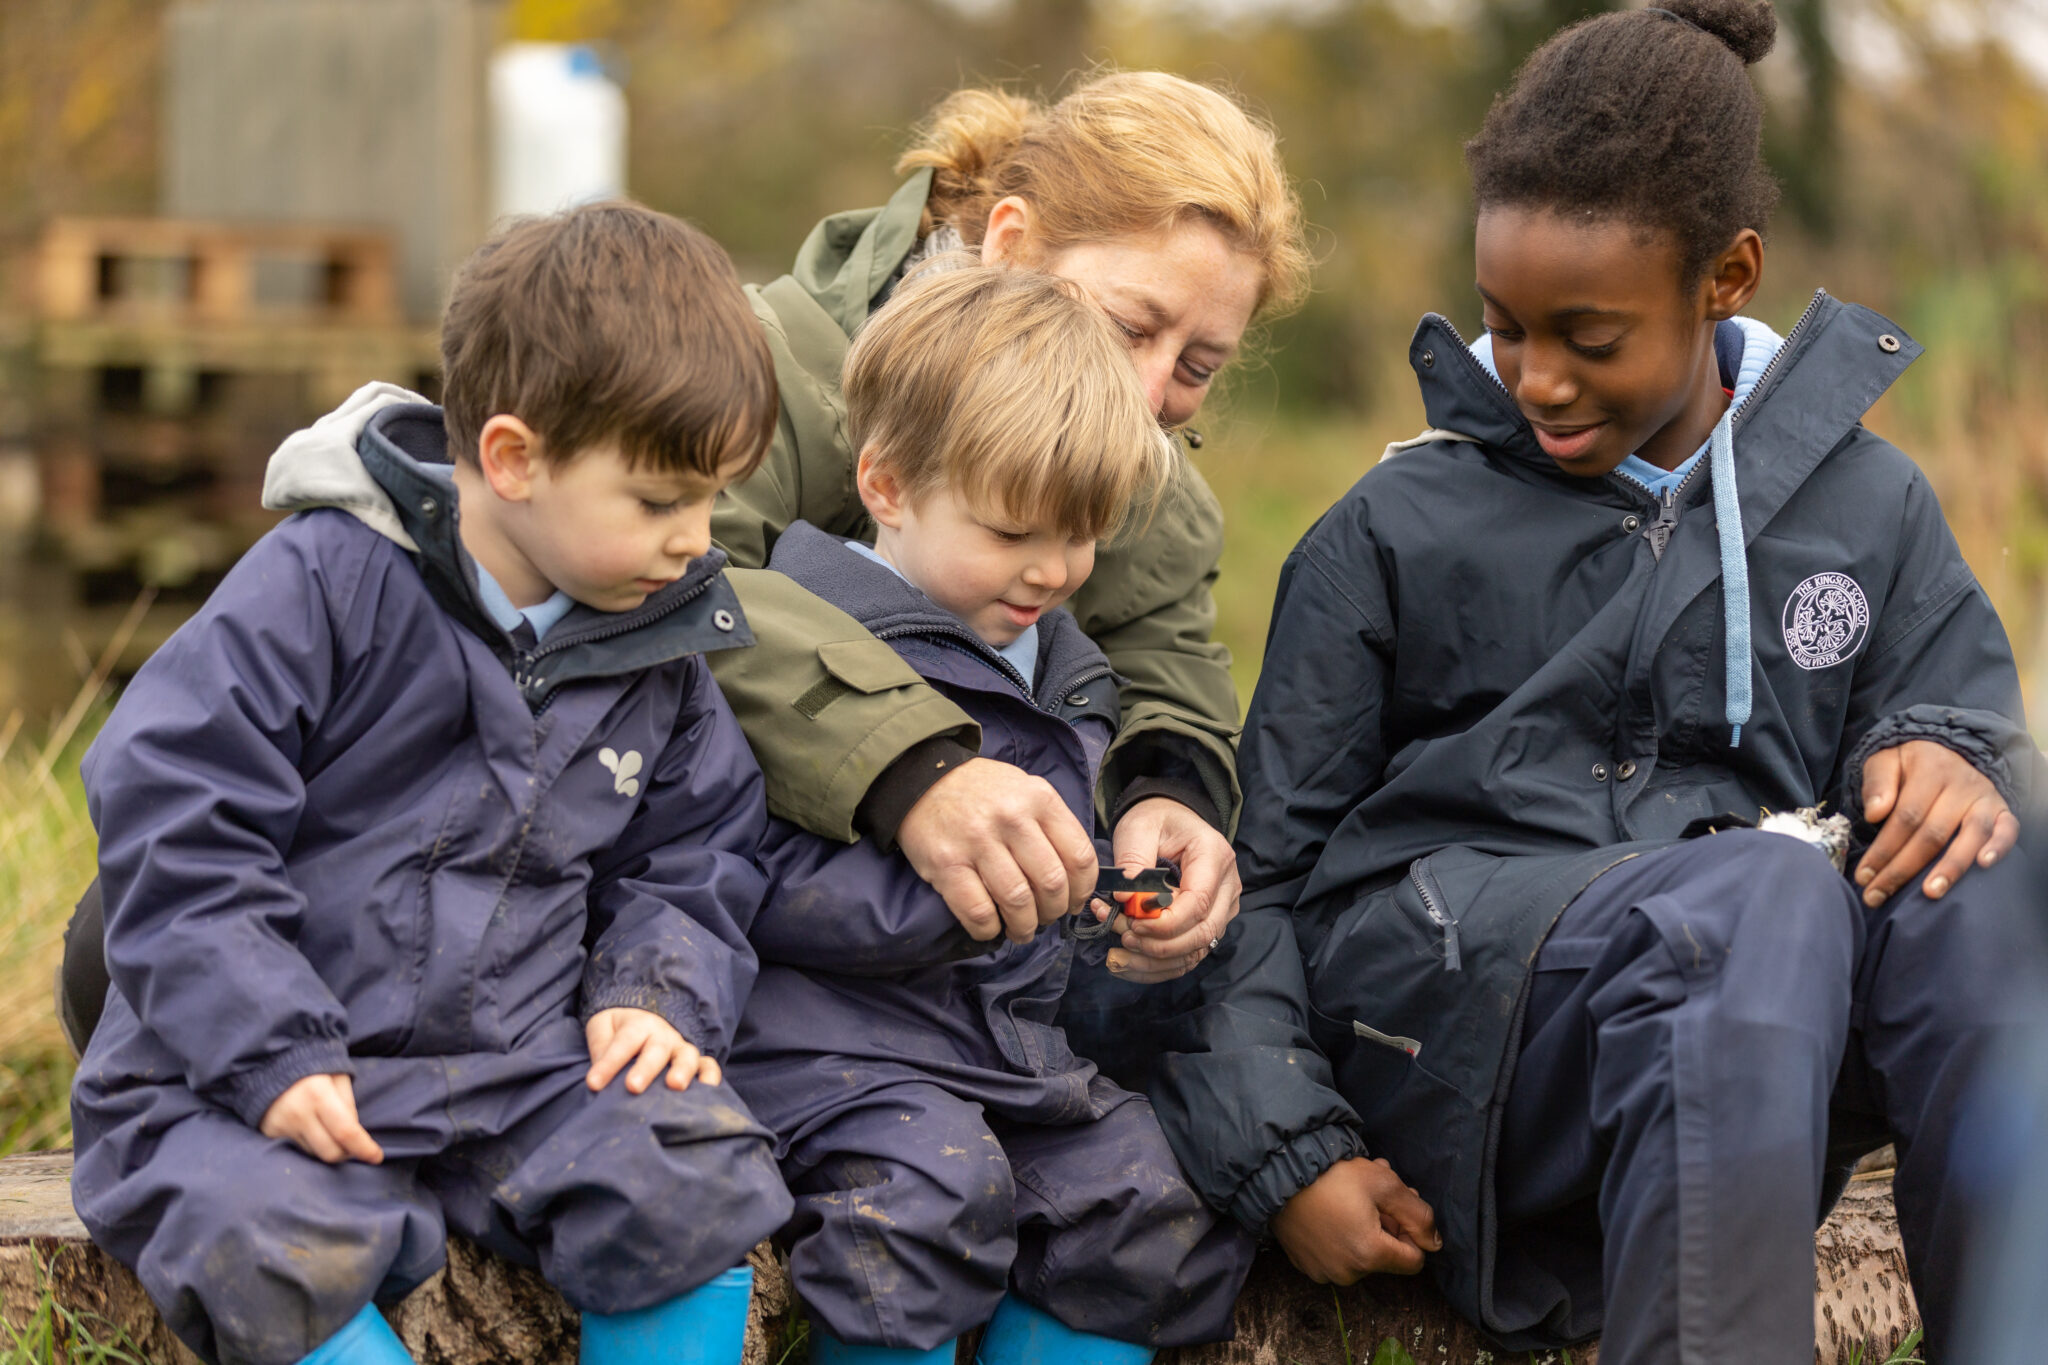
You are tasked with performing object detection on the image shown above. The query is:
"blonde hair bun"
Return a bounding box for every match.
[898,70,1309,320]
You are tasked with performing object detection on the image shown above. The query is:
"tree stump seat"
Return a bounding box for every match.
[0,1151,1919,1363]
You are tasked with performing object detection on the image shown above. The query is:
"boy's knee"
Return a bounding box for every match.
[143,1191,421,1365]
[517,1082,791,1313]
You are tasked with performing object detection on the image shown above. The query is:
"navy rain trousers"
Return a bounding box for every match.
[1493,830,2046,1362]
[73,1017,789,1365]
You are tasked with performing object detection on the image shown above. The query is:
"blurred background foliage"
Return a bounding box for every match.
[0,0,2045,1148]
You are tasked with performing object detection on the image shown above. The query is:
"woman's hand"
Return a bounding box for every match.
[585,1007,720,1093]
[1855,740,2019,908]
[897,757,1099,944]
[1102,797,1241,983]
[1269,1157,1442,1284]
[260,1073,384,1165]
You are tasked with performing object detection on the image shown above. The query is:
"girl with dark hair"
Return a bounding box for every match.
[1147,1,2047,1359]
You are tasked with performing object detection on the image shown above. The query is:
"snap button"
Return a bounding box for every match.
[1592,763,1610,782]
[1622,514,1641,534]
[712,609,736,631]
[1420,349,1436,368]
[419,497,438,517]
[1067,693,1089,706]
[1617,759,1638,780]
[1877,334,1901,354]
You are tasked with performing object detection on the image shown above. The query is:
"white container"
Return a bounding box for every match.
[489,43,627,222]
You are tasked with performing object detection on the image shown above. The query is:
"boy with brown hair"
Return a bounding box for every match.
[70,202,794,1365]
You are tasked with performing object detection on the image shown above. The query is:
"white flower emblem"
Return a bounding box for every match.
[598,747,643,798]
[1781,572,1871,671]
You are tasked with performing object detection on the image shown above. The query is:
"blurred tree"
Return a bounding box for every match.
[0,0,165,238]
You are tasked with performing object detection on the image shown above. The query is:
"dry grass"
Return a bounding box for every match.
[0,591,151,1156]
[0,721,98,1157]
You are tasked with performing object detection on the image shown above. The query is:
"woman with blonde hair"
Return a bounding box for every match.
[722,69,1302,971]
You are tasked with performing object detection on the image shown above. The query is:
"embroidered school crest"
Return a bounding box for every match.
[1781,572,1870,670]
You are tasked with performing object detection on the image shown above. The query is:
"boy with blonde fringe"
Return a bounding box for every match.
[725,263,1255,1365]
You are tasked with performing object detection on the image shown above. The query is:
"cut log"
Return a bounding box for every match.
[2,1152,1917,1364]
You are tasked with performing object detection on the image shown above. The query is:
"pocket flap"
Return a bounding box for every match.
[817,639,923,694]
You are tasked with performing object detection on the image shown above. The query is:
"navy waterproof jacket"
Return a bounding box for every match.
[729,522,1135,1148]
[74,390,770,1139]
[1145,295,2041,1340]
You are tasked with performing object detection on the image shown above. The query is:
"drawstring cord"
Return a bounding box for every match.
[1709,405,1751,746]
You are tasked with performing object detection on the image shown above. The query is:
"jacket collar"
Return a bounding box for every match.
[787,169,934,338]
[1408,290,1921,512]
[767,519,1110,705]
[355,404,753,708]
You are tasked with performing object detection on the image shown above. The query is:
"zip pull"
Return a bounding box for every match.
[1409,862,1461,972]
[1645,486,1681,561]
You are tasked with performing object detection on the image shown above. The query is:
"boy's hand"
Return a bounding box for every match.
[1856,739,2019,907]
[898,757,1099,945]
[260,1073,384,1165]
[1269,1157,1442,1284]
[1105,798,1241,983]
[585,1007,720,1093]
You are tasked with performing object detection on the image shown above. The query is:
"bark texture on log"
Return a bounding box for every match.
[2,1152,1919,1364]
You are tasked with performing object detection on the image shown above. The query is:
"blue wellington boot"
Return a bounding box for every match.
[808,1324,957,1365]
[972,1295,1154,1365]
[296,1304,414,1365]
[579,1266,754,1365]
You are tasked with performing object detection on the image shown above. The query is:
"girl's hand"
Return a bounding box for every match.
[260,1073,384,1165]
[585,1007,720,1093]
[1855,739,2019,908]
[1269,1157,1442,1284]
[1104,797,1241,983]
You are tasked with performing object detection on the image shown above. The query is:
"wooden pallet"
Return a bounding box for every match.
[35,218,400,327]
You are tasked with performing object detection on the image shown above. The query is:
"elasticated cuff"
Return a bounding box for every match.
[579,984,721,1061]
[221,1037,354,1130]
[1225,1123,1372,1236]
[1844,705,2018,825]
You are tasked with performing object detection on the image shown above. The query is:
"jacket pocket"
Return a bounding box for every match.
[816,638,924,693]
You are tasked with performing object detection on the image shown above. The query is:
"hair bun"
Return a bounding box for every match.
[1659,0,1776,64]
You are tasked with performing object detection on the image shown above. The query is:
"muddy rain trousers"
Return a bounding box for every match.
[727,523,1252,1352]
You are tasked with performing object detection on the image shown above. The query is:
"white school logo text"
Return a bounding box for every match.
[1781,572,1870,670]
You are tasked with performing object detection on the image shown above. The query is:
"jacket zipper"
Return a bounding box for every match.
[1408,856,1461,972]
[1613,290,1829,558]
[513,573,720,716]
[873,622,1111,719]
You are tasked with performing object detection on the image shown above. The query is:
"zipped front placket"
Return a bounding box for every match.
[1409,857,1461,972]
[512,573,720,715]
[875,621,1112,720]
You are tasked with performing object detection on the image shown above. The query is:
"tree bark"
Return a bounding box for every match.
[1,1152,1919,1364]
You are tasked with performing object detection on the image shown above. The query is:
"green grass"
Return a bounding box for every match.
[1846,1327,1927,1365]
[0,1247,145,1364]
[0,713,101,1159]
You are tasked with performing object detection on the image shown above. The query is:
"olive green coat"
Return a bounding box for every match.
[709,170,1241,840]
